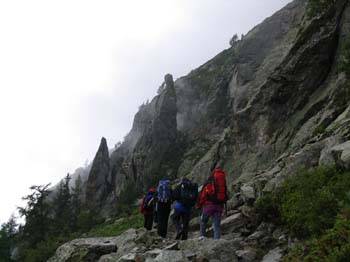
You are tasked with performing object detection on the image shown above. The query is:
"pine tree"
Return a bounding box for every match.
[0,215,18,261]
[71,175,83,231]
[52,174,72,234]
[18,184,52,247]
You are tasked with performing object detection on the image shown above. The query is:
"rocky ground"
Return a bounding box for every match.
[48,200,290,262]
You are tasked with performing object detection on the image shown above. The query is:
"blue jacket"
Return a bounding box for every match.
[174,201,191,214]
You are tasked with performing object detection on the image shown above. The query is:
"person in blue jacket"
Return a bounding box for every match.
[172,178,198,240]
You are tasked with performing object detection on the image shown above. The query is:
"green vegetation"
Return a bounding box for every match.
[0,216,17,262]
[255,167,350,260]
[0,174,137,262]
[285,194,350,261]
[86,209,143,237]
[307,0,335,18]
[312,123,326,137]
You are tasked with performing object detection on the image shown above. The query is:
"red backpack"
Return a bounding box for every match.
[212,168,228,203]
[198,168,228,206]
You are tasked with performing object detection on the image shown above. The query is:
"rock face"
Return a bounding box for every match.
[52,0,350,260]
[86,137,112,208]
[98,0,350,211]
[75,0,350,224]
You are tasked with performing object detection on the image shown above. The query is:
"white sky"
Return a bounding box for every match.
[0,0,291,224]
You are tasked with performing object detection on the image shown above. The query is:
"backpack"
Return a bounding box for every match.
[201,169,228,205]
[157,179,171,203]
[179,180,198,207]
[140,190,156,214]
[143,191,155,210]
[212,168,228,203]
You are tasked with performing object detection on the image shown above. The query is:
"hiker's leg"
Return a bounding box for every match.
[172,212,182,239]
[181,212,190,240]
[145,213,153,230]
[200,211,209,237]
[157,208,166,237]
[144,214,148,229]
[212,211,222,240]
[162,207,171,238]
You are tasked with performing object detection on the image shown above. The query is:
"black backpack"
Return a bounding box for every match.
[177,179,198,207]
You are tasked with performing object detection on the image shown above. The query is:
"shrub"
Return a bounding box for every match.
[256,167,350,239]
[279,167,340,238]
[255,166,350,260]
[255,192,281,224]
[284,214,350,261]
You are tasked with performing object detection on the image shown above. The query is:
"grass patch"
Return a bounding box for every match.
[86,209,143,237]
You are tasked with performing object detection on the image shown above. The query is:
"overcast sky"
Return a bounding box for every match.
[0,0,291,224]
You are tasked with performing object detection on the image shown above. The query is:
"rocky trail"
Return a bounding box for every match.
[48,201,287,262]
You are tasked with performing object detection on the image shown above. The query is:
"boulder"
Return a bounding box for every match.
[331,141,350,169]
[240,184,255,202]
[189,216,201,231]
[118,253,137,262]
[152,250,189,262]
[220,212,245,233]
[48,237,118,262]
[235,248,257,261]
[179,238,239,262]
[261,247,283,262]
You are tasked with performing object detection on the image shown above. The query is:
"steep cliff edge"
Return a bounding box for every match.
[86,0,307,208]
[84,0,350,212]
[45,0,350,261]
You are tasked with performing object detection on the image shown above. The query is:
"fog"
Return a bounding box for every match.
[0,0,291,224]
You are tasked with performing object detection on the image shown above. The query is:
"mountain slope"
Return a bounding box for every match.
[84,0,350,214]
[45,0,350,261]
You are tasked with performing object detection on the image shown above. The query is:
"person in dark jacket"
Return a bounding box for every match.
[172,201,192,240]
[140,187,156,230]
[172,178,198,240]
[156,179,172,238]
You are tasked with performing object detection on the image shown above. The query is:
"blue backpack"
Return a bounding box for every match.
[157,179,171,203]
[143,191,155,210]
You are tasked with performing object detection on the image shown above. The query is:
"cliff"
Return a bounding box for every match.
[84,0,349,211]
[47,0,350,261]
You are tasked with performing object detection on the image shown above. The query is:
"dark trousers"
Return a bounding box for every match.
[157,202,171,238]
[144,213,153,231]
[173,211,191,240]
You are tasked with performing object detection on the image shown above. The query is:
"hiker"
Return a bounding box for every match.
[140,187,157,231]
[156,179,173,238]
[172,178,198,240]
[198,163,228,240]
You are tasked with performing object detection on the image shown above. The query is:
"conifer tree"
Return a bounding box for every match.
[0,215,18,261]
[18,184,51,247]
[71,175,83,231]
[52,174,72,234]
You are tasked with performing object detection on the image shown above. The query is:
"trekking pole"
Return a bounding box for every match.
[225,203,228,217]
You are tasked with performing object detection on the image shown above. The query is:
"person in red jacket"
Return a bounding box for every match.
[197,162,228,239]
[140,187,157,230]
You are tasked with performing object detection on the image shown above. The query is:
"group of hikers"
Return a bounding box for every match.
[140,163,228,240]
